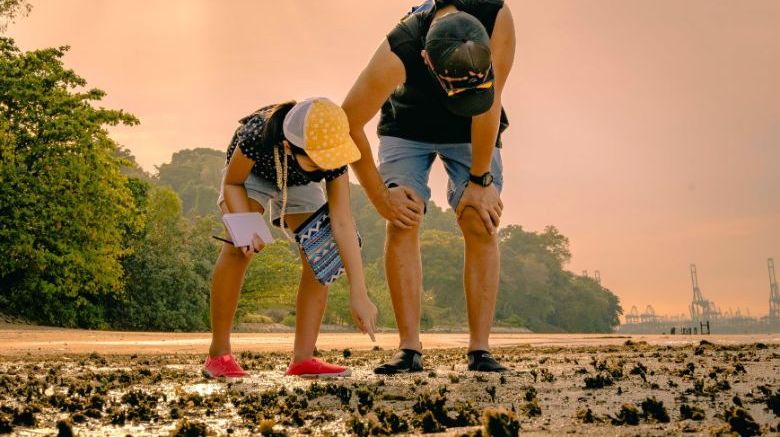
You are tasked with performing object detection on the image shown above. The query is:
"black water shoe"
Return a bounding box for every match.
[374,349,423,374]
[467,350,509,372]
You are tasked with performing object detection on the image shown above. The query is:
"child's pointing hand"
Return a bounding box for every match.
[350,293,378,342]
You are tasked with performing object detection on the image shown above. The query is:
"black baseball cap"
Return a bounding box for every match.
[425,11,495,117]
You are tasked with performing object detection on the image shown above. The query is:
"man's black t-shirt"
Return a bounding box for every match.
[377,0,509,146]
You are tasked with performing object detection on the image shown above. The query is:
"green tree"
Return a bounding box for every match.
[238,241,302,320]
[117,147,154,183]
[421,201,459,234]
[324,262,397,329]
[188,215,223,291]
[349,184,386,263]
[110,186,210,331]
[0,0,31,32]
[548,275,622,332]
[501,255,557,329]
[0,38,139,327]
[420,229,464,323]
[156,148,225,218]
[496,225,622,332]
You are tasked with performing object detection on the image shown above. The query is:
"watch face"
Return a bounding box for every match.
[470,172,493,186]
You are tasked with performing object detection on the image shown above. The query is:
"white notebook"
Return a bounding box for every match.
[222,212,274,247]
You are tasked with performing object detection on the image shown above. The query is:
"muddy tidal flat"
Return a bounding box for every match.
[0,333,778,436]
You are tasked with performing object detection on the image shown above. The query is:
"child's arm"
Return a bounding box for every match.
[326,172,378,341]
[223,149,265,256]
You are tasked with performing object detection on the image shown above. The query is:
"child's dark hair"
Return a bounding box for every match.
[288,144,307,157]
[260,101,296,151]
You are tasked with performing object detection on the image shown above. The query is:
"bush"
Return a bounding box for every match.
[281,314,296,327]
[242,314,275,324]
[263,308,288,323]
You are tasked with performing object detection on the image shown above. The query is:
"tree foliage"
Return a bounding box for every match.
[238,241,302,318]
[0,38,139,327]
[156,148,224,218]
[0,0,31,33]
[497,225,622,332]
[109,185,212,331]
[421,230,465,322]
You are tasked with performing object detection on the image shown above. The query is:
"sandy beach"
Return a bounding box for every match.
[0,328,778,436]
[2,326,778,355]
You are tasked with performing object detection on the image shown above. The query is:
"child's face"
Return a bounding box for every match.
[283,141,321,172]
[294,153,320,173]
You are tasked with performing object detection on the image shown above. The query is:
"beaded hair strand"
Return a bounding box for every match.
[273,144,293,242]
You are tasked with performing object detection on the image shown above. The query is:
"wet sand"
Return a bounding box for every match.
[2,327,779,355]
[0,329,778,436]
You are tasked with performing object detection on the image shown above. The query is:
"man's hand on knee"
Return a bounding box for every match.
[456,184,503,235]
[385,185,423,229]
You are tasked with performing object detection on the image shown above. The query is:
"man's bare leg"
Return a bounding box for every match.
[373,216,426,374]
[458,207,500,353]
[384,218,424,352]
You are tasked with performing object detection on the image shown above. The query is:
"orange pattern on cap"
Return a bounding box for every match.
[304,99,361,170]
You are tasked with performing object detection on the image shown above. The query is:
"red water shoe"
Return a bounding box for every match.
[285,358,351,378]
[202,354,249,378]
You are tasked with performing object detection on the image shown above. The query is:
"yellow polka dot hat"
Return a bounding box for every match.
[282,97,361,170]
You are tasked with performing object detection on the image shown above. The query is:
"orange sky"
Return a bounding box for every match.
[9,0,780,319]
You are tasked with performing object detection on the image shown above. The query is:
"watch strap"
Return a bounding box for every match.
[469,171,493,187]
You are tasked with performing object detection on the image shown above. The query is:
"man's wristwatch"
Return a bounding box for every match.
[469,171,494,187]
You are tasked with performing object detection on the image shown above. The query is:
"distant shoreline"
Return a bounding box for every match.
[1,326,777,356]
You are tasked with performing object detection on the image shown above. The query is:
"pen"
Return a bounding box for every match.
[212,235,260,253]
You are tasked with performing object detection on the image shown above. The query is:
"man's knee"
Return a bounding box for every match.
[457,207,496,242]
[386,219,421,244]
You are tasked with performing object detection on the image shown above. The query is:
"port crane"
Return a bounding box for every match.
[689,264,720,322]
[769,258,779,320]
[640,305,658,324]
[625,306,640,324]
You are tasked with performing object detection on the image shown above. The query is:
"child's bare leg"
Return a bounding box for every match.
[208,200,263,358]
[284,213,329,363]
[292,251,329,362]
[209,244,251,357]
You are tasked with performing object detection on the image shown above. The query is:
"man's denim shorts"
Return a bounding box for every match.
[217,168,326,228]
[378,136,504,211]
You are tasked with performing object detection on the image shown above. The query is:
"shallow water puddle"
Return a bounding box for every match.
[182,382,225,397]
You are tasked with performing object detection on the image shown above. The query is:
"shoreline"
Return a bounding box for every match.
[1,327,778,356]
